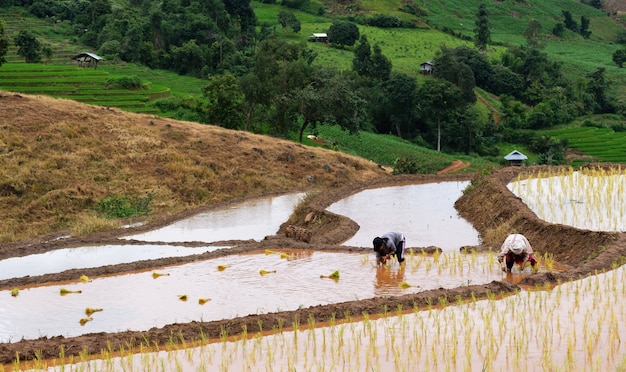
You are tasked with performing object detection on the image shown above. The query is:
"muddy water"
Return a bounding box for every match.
[327,181,480,249]
[38,265,626,372]
[1,250,508,342]
[0,244,227,280]
[124,193,305,243]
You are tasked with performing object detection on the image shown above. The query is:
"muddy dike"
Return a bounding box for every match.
[2,169,626,365]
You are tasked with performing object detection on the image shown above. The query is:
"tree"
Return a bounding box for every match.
[474,3,490,51]
[562,10,578,33]
[278,10,300,33]
[417,78,466,152]
[433,46,477,104]
[486,65,524,97]
[327,20,359,48]
[586,67,612,113]
[14,30,42,63]
[0,21,8,67]
[613,47,626,68]
[352,35,373,77]
[291,68,366,143]
[379,72,418,139]
[580,16,591,39]
[199,72,244,129]
[370,44,392,81]
[524,19,543,49]
[352,35,391,81]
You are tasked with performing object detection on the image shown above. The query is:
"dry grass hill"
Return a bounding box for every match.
[0,91,389,243]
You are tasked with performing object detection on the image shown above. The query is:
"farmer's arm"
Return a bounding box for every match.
[497,238,510,262]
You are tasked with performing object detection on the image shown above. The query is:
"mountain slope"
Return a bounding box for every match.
[0,91,388,242]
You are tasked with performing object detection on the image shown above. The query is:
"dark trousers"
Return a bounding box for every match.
[396,240,405,263]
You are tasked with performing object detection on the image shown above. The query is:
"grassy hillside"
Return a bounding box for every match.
[0,91,389,242]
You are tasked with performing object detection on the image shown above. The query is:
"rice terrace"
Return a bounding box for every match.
[1,93,626,371]
[3,0,626,369]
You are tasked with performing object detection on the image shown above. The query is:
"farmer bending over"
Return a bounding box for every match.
[498,233,538,273]
[373,232,406,265]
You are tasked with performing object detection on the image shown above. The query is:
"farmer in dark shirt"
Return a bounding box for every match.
[373,232,406,265]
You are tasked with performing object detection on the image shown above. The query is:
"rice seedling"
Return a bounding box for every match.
[217,265,230,271]
[320,270,340,280]
[152,272,170,279]
[399,281,411,288]
[10,288,19,297]
[85,307,103,316]
[198,298,211,305]
[79,317,93,326]
[178,294,188,301]
[59,288,82,295]
[79,275,90,283]
[259,269,276,276]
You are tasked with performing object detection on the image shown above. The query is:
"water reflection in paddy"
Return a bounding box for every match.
[66,265,626,372]
[0,250,505,342]
[125,193,305,243]
[327,181,480,249]
[0,244,226,281]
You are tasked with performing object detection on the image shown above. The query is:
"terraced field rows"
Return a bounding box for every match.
[545,127,626,163]
[0,64,170,113]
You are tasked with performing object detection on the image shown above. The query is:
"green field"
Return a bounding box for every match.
[2,0,626,166]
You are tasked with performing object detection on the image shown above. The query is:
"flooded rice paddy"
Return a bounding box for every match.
[508,170,626,232]
[0,244,223,281]
[1,249,509,342]
[124,193,305,243]
[327,181,480,249]
[8,178,609,371]
[45,264,626,372]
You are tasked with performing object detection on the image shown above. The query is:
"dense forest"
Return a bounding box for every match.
[0,0,622,166]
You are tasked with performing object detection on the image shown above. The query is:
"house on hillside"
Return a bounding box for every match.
[308,33,328,43]
[72,52,104,69]
[420,61,434,75]
[504,150,528,166]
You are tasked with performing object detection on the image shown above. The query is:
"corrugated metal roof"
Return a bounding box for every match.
[504,150,528,161]
[72,52,104,61]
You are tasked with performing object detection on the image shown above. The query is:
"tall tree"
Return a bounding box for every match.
[580,16,591,39]
[474,3,490,51]
[417,79,466,152]
[352,35,391,81]
[352,35,373,77]
[586,67,612,113]
[380,72,418,139]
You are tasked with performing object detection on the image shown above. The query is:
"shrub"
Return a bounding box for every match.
[95,193,154,219]
[105,75,143,90]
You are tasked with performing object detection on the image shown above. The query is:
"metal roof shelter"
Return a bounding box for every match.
[504,150,528,166]
[308,33,328,42]
[72,52,104,69]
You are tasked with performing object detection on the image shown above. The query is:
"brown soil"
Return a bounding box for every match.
[2,93,626,366]
[437,160,469,175]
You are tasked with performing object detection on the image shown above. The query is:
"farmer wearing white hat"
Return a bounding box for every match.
[498,233,538,273]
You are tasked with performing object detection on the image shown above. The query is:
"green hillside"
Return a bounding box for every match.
[1,0,626,165]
